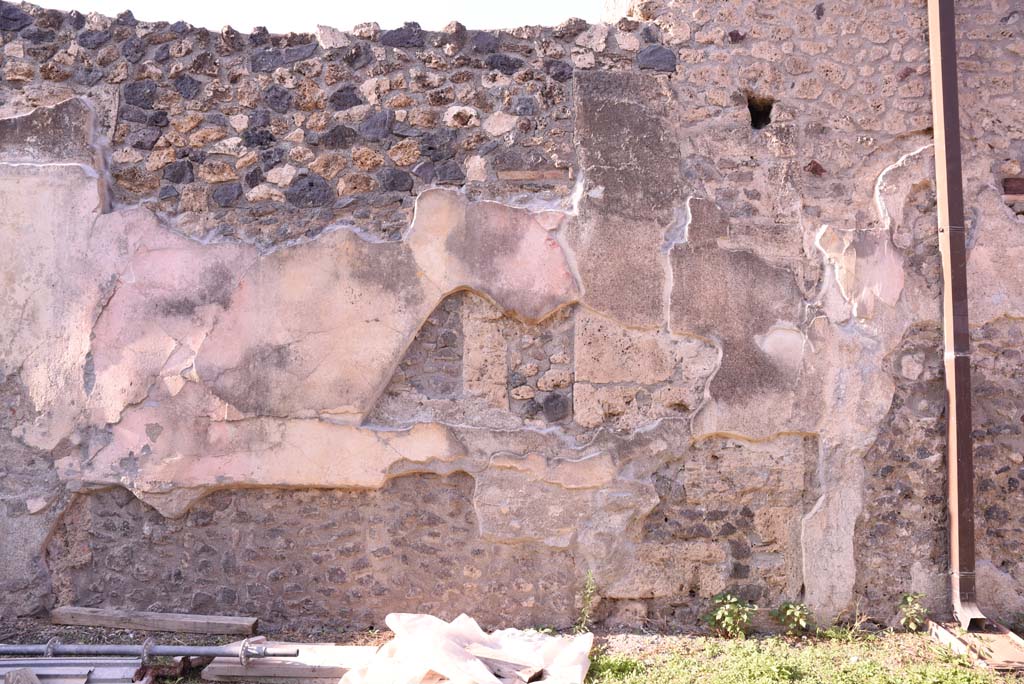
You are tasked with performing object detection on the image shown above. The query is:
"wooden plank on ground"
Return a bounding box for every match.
[929,620,1024,670]
[50,606,257,635]
[201,642,377,682]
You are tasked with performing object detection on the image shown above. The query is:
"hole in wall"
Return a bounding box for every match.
[1003,176,1024,219]
[746,94,774,129]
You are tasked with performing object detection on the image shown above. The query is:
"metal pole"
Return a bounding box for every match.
[0,639,298,666]
[927,0,987,632]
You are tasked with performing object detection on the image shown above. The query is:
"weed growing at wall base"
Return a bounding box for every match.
[575,570,598,634]
[771,601,813,636]
[702,593,758,638]
[899,593,928,632]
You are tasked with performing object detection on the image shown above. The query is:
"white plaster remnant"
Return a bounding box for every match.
[754,323,806,371]
[873,143,934,234]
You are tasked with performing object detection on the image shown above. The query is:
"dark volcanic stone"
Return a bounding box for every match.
[320,125,358,149]
[67,11,85,30]
[34,9,63,29]
[260,147,286,170]
[510,96,537,117]
[77,29,112,49]
[148,110,169,127]
[285,174,332,207]
[73,67,104,86]
[122,37,145,62]
[410,160,434,183]
[282,43,317,63]
[542,393,570,422]
[163,160,193,184]
[434,160,465,184]
[380,22,424,48]
[378,167,413,193]
[154,44,170,62]
[174,75,202,99]
[128,127,161,150]
[543,59,573,82]
[119,105,149,124]
[27,43,58,61]
[249,26,270,46]
[641,25,660,43]
[484,54,523,76]
[263,85,293,113]
[242,127,275,148]
[393,123,422,138]
[123,80,157,109]
[523,399,542,418]
[419,129,456,162]
[21,27,55,43]
[1,5,32,31]
[248,110,272,128]
[250,49,282,72]
[469,32,498,54]
[329,86,362,110]
[158,185,179,200]
[637,44,677,72]
[340,43,373,69]
[244,166,265,188]
[358,109,395,142]
[211,182,243,207]
[206,112,230,127]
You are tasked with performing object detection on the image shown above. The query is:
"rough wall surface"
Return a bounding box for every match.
[1,0,1023,630]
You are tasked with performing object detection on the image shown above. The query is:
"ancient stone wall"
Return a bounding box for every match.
[2,0,1023,630]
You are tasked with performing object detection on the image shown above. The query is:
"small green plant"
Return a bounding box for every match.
[899,592,928,632]
[703,593,758,638]
[771,601,813,635]
[575,570,598,634]
[585,653,645,681]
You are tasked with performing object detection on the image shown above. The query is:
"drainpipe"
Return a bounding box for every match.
[927,0,987,632]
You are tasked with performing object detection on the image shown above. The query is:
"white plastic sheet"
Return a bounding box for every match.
[340,613,593,684]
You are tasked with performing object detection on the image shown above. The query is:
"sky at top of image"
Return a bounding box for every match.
[35,0,621,34]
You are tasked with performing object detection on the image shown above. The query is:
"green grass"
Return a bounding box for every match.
[586,633,1024,684]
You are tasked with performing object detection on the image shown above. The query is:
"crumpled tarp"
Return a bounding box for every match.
[339,613,593,684]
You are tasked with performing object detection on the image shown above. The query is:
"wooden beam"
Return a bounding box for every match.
[50,607,257,635]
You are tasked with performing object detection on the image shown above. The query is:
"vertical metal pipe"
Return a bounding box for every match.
[927,0,987,632]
